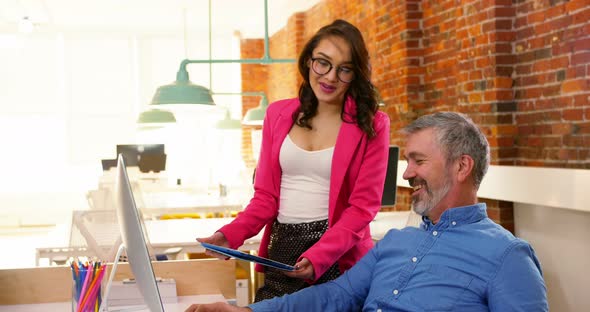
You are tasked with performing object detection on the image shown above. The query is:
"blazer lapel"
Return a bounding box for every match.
[270,101,299,180]
[329,97,363,219]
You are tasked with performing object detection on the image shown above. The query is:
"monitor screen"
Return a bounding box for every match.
[101,158,117,171]
[116,144,166,173]
[381,146,400,206]
[114,154,164,311]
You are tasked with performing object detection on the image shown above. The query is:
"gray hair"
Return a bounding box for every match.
[401,112,490,188]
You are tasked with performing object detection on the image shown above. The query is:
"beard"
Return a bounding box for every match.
[411,175,452,217]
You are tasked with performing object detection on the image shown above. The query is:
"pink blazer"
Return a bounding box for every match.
[218,97,390,282]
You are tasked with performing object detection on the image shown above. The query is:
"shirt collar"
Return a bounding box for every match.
[421,203,487,230]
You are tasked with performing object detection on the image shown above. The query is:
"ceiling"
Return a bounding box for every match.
[0,0,320,38]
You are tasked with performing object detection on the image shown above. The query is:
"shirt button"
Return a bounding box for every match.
[452,221,457,226]
[377,309,382,312]
[432,230,438,236]
[393,289,399,295]
[412,257,418,262]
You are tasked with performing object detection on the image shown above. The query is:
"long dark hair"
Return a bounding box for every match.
[296,19,378,138]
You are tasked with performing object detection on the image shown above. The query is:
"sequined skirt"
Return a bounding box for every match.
[254,219,340,302]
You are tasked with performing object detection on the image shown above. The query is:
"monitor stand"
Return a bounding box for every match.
[99,244,148,312]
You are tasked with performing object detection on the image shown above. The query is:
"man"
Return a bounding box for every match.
[186,112,548,312]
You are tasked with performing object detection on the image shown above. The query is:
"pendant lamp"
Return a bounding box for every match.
[137,108,177,124]
[150,66,215,106]
[150,0,294,113]
[215,109,242,129]
[242,95,268,126]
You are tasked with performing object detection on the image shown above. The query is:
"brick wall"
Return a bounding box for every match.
[240,39,267,168]
[513,0,590,168]
[240,0,589,231]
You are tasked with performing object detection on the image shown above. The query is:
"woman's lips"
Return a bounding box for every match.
[319,82,336,93]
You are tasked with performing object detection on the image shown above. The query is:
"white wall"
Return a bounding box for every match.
[515,204,590,312]
[0,28,244,226]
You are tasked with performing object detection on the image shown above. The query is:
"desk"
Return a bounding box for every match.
[143,211,412,257]
[35,211,412,265]
[124,211,411,250]
[0,260,236,306]
[0,294,226,312]
[146,218,262,256]
[35,217,262,265]
[140,192,245,219]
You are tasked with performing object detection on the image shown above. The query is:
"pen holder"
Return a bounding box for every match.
[71,267,104,312]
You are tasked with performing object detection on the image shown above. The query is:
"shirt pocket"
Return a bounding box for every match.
[407,264,474,311]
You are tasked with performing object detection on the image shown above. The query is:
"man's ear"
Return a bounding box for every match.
[457,154,474,183]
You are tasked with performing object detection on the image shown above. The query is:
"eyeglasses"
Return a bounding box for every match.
[310,57,355,83]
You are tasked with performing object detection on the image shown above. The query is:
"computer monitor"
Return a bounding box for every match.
[116,144,166,173]
[381,146,400,206]
[101,159,118,171]
[108,154,164,311]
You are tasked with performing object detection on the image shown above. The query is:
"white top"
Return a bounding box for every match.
[278,135,334,223]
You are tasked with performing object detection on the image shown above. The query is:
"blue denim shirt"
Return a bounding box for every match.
[250,203,548,311]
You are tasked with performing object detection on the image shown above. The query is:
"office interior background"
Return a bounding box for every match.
[0,0,588,310]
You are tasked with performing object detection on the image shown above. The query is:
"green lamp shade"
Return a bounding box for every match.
[216,110,242,129]
[151,80,215,105]
[137,109,176,124]
[242,96,268,126]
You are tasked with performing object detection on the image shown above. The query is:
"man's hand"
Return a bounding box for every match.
[184,302,251,312]
[283,257,315,280]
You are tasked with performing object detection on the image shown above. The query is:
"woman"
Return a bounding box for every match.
[197,19,390,301]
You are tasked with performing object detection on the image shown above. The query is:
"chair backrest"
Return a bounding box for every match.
[382,146,400,206]
[69,210,122,261]
[86,188,113,210]
[404,210,423,228]
[69,209,158,262]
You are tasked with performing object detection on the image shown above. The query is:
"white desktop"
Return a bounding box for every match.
[0,295,226,312]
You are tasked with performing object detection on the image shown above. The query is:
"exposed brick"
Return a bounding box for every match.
[485,90,513,101]
[552,123,574,135]
[572,7,590,25]
[543,84,562,97]
[497,124,518,136]
[474,80,487,91]
[497,113,514,124]
[574,94,589,107]
[563,108,584,121]
[495,66,513,77]
[494,77,514,89]
[574,38,590,52]
[566,0,590,12]
[578,122,590,134]
[500,221,515,234]
[562,79,589,93]
[553,96,574,108]
[572,51,590,66]
[515,64,532,75]
[494,101,517,112]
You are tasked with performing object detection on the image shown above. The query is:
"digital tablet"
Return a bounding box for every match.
[200,242,295,271]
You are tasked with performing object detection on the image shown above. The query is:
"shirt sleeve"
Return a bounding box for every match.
[249,241,380,312]
[487,240,549,311]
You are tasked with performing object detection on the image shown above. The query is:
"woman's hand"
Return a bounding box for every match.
[283,257,315,280]
[196,232,230,260]
[185,302,251,312]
